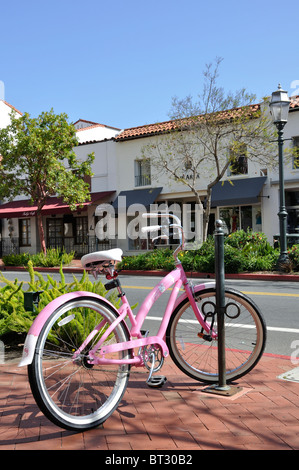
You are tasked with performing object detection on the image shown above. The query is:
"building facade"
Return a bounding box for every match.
[0,96,298,257]
[0,106,120,256]
[112,99,299,254]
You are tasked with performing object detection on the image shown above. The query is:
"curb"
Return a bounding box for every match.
[1,265,299,281]
[0,265,85,274]
[118,269,299,282]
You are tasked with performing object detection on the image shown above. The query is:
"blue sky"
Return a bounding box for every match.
[1,0,297,129]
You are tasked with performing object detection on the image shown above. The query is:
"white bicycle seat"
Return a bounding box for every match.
[81,248,123,268]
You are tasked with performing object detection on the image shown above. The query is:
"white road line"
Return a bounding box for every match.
[143,316,299,334]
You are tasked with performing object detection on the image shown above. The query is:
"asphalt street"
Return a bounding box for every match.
[118,274,299,358]
[1,270,299,358]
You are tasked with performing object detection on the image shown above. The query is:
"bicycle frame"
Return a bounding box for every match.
[81,263,217,367]
[19,212,217,369]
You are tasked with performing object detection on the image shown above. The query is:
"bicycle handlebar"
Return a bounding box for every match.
[141,225,162,233]
[141,213,185,252]
[142,212,181,225]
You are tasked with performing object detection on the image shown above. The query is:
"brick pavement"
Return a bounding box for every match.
[1,353,299,450]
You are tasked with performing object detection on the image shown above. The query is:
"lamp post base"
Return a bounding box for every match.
[202,384,243,397]
[276,253,291,273]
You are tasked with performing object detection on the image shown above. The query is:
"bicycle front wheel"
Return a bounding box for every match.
[166,288,266,384]
[28,297,131,431]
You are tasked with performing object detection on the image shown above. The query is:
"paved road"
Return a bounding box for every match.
[1,270,299,358]
[115,275,299,358]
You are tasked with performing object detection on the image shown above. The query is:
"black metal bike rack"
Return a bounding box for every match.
[203,220,242,397]
[24,291,43,312]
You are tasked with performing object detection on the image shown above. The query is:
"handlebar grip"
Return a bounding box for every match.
[142,213,161,218]
[142,212,180,225]
[141,225,161,233]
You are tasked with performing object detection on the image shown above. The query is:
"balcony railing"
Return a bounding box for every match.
[0,236,116,258]
[47,236,116,256]
[0,237,19,257]
[135,174,151,187]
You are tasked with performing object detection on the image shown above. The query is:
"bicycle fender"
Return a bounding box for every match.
[173,281,216,311]
[18,291,123,367]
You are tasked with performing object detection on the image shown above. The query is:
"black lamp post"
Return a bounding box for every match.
[269,84,291,270]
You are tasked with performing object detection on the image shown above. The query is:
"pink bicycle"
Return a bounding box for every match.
[19,213,266,431]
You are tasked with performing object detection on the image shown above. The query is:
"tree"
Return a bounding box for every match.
[0,109,94,254]
[143,58,277,241]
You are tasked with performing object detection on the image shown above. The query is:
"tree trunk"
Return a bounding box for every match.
[203,187,212,242]
[37,210,47,255]
[192,192,206,243]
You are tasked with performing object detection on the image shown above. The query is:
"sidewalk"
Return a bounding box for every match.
[1,352,299,450]
[1,263,299,450]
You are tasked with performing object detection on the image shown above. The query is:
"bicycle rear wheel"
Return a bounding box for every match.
[166,288,266,384]
[28,297,131,431]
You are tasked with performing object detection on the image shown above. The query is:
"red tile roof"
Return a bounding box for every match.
[290,95,299,110]
[115,119,180,141]
[115,103,261,142]
[73,119,100,126]
[74,119,120,131]
[1,100,23,115]
[76,123,107,132]
[115,96,299,142]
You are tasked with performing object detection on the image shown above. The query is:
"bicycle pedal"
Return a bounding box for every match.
[146,375,167,388]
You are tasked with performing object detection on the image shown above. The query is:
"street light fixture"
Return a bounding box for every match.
[269,84,291,270]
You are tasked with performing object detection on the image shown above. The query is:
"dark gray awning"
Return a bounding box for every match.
[112,187,163,213]
[211,177,267,207]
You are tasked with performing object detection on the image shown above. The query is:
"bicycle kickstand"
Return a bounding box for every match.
[146,352,167,389]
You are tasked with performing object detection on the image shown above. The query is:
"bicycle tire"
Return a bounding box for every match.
[166,287,266,384]
[28,296,131,431]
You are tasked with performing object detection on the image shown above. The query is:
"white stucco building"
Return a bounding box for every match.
[111,97,299,254]
[0,106,120,256]
[0,95,298,257]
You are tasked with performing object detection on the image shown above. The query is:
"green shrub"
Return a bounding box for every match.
[120,248,175,271]
[244,252,279,272]
[30,248,75,267]
[2,253,30,266]
[223,245,246,273]
[119,229,282,274]
[225,229,273,255]
[288,244,299,271]
[192,238,215,273]
[0,261,120,344]
[178,249,196,271]
[3,248,75,267]
[224,229,279,272]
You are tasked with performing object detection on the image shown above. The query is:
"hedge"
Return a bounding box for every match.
[118,230,299,274]
[0,261,120,344]
[2,248,74,267]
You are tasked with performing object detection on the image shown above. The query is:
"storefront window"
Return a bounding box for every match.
[47,219,63,249]
[286,190,299,234]
[219,206,261,234]
[46,216,89,251]
[287,209,299,234]
[220,208,240,233]
[19,219,31,246]
[75,217,88,244]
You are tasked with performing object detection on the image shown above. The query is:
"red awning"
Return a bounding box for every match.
[0,191,115,219]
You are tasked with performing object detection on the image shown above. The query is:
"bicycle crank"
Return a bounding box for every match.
[142,345,167,388]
